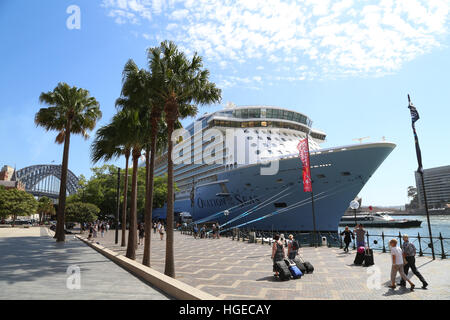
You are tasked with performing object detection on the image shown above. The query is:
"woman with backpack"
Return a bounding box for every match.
[271,234,285,277]
[287,234,299,259]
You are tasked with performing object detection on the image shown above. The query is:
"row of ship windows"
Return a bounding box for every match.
[232,108,311,127]
[210,120,325,140]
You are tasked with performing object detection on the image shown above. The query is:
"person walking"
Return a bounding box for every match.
[159,223,165,240]
[389,239,415,290]
[88,224,93,241]
[93,224,98,238]
[200,225,206,239]
[100,223,105,238]
[271,234,285,277]
[340,226,354,253]
[354,224,366,247]
[153,222,157,234]
[193,225,198,239]
[287,234,299,259]
[138,223,145,245]
[212,224,217,239]
[399,234,428,289]
[280,233,286,247]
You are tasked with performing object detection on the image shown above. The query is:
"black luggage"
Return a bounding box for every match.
[354,251,365,265]
[297,255,314,274]
[293,257,307,274]
[275,261,291,281]
[363,248,374,266]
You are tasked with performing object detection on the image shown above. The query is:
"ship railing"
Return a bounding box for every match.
[337,230,449,259]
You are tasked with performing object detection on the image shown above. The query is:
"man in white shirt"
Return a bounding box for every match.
[389,239,415,290]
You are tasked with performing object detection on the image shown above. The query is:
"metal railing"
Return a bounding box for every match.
[180,226,449,259]
[337,229,449,259]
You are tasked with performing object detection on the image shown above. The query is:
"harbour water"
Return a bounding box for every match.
[337,215,450,257]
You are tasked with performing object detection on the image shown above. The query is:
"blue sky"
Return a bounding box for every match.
[0,0,449,206]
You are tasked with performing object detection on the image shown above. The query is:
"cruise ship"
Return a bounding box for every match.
[152,105,395,232]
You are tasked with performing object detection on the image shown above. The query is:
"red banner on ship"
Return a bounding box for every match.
[297,138,312,192]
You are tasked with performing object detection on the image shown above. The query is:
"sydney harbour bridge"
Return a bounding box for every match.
[15,164,79,201]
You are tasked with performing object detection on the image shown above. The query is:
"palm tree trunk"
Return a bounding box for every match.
[125,148,140,260]
[55,128,71,242]
[121,150,130,247]
[164,118,175,277]
[143,121,158,266]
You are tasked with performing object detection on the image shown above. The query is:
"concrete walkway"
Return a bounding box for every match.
[0,227,171,300]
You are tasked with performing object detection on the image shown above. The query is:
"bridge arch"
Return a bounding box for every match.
[15,165,79,199]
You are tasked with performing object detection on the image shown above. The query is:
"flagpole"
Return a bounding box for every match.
[408,94,435,260]
[307,132,318,248]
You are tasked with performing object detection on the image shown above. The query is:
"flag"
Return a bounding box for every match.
[408,94,423,173]
[297,138,312,192]
[408,94,420,125]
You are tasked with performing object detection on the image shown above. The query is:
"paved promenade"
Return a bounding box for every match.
[0,227,170,300]
[95,230,450,300]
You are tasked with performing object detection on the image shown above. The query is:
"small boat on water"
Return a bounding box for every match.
[339,212,422,228]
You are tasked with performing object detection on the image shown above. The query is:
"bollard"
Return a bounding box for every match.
[382,232,386,253]
[439,233,446,259]
[418,232,423,256]
[366,231,370,248]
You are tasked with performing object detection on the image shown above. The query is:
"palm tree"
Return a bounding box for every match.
[90,111,132,247]
[149,41,221,277]
[116,59,152,260]
[35,83,101,242]
[37,197,55,224]
[142,116,170,266]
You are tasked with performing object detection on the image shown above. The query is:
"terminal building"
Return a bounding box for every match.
[415,165,450,209]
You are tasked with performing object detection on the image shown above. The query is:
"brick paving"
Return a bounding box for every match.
[92,229,450,300]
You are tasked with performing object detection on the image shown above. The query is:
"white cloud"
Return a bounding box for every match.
[101,0,450,84]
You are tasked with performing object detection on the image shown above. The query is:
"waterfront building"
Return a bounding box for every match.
[415,165,450,209]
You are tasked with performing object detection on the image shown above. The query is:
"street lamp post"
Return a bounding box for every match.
[350,200,360,250]
[115,167,121,244]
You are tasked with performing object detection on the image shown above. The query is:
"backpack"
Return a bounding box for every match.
[292,240,299,251]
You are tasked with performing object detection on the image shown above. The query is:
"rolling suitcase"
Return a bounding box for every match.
[297,255,314,274]
[284,259,302,279]
[363,248,374,266]
[293,257,307,274]
[275,261,291,281]
[354,251,365,265]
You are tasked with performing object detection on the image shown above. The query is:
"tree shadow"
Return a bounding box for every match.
[0,235,96,285]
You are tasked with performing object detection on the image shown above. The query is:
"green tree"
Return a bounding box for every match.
[91,111,133,247]
[150,41,221,277]
[0,187,38,226]
[37,196,55,224]
[35,82,101,242]
[407,186,419,209]
[115,59,152,260]
[65,202,99,233]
